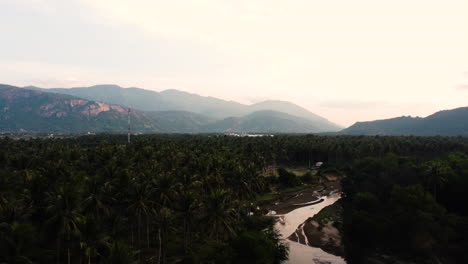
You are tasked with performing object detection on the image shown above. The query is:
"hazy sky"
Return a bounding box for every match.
[1,0,467,126]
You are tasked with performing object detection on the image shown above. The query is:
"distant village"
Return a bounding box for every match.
[224,132,274,137]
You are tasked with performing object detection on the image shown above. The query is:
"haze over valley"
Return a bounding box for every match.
[2,83,468,136]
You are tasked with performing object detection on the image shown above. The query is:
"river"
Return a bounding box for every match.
[274,193,346,264]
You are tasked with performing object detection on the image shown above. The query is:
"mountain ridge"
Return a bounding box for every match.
[203,110,334,133]
[340,107,468,136]
[0,84,212,133]
[1,84,341,133]
[26,84,342,131]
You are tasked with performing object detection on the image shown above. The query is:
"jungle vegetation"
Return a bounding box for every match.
[1,134,468,263]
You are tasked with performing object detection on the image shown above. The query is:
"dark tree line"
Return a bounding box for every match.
[1,134,468,263]
[342,153,468,263]
[0,136,288,264]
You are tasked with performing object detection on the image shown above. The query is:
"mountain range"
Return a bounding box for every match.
[26,84,337,125]
[340,107,468,136]
[1,84,341,133]
[2,83,468,136]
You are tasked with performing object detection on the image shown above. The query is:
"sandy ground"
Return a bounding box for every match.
[261,180,341,215]
[302,221,345,257]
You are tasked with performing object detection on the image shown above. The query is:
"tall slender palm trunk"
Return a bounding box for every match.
[158,228,162,264]
[67,247,71,264]
[146,215,150,248]
[138,212,142,262]
[56,238,61,264]
[183,218,189,253]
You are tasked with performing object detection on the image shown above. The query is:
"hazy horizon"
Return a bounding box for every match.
[11,82,468,128]
[1,0,467,126]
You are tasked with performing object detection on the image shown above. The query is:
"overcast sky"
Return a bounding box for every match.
[1,0,467,126]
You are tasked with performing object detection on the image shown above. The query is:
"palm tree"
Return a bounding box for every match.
[174,189,198,253]
[79,215,110,264]
[421,160,450,201]
[102,241,138,264]
[0,222,35,264]
[152,173,176,264]
[126,176,152,254]
[46,185,83,264]
[82,175,112,220]
[203,189,237,241]
[153,206,172,264]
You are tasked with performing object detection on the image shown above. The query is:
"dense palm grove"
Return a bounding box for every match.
[1,134,468,263]
[343,153,468,263]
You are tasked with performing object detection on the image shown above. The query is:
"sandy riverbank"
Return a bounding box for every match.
[260,180,341,215]
[274,193,346,264]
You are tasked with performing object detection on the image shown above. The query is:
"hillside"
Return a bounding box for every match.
[1,84,338,134]
[27,84,341,131]
[341,107,468,136]
[248,100,341,131]
[203,110,332,133]
[26,84,176,112]
[0,84,211,133]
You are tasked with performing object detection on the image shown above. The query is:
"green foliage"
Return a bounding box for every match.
[231,230,288,264]
[308,201,343,228]
[300,171,318,184]
[343,153,468,263]
[277,167,301,187]
[1,134,468,263]
[101,241,138,264]
[0,135,289,263]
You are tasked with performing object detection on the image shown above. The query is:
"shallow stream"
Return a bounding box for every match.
[274,193,346,264]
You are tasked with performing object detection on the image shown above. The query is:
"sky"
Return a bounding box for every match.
[1,0,467,127]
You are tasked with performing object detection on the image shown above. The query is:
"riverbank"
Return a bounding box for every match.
[259,180,341,215]
[274,193,346,264]
[262,176,346,263]
[290,200,345,257]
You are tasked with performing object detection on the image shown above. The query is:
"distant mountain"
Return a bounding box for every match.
[203,110,335,133]
[158,89,247,119]
[0,84,212,133]
[248,100,340,131]
[341,107,468,136]
[1,84,340,134]
[26,84,176,112]
[27,84,341,131]
[7,84,468,135]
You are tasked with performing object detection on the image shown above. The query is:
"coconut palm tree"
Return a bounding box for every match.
[174,189,198,254]
[79,215,110,264]
[46,185,83,264]
[102,241,138,264]
[152,172,177,264]
[203,189,237,241]
[421,160,450,201]
[0,221,36,264]
[126,176,152,254]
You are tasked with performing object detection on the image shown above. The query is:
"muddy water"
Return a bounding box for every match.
[274,193,346,264]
